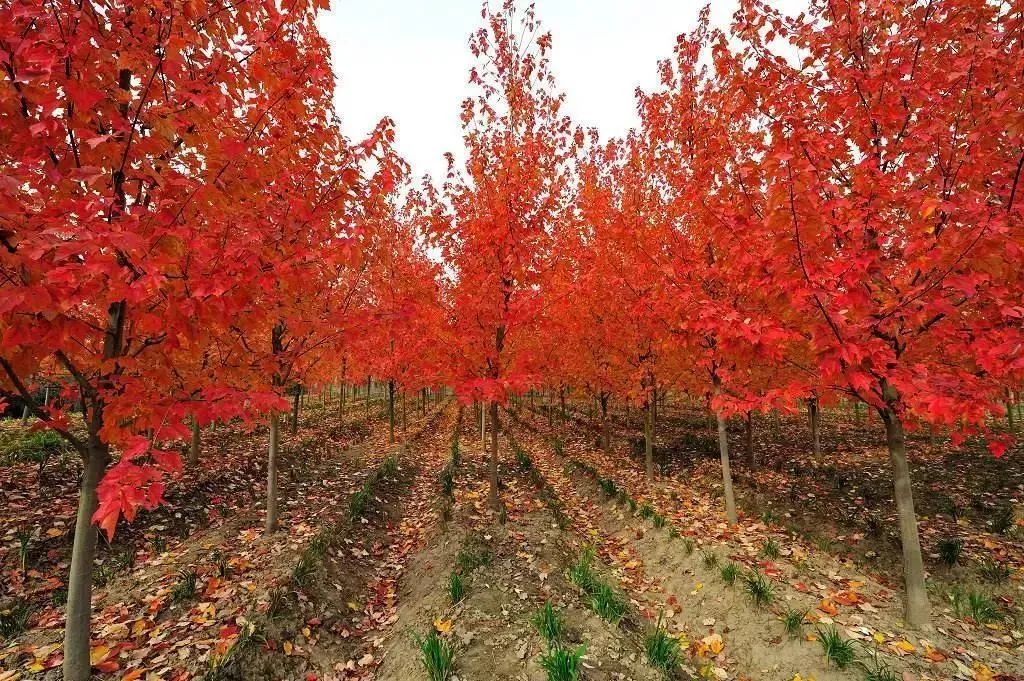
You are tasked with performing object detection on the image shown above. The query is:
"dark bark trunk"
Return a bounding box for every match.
[808,395,821,458]
[388,380,395,444]
[188,418,200,466]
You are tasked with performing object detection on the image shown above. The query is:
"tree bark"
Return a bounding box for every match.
[63,443,110,681]
[713,381,737,525]
[488,401,500,510]
[388,379,396,443]
[265,411,280,534]
[188,417,200,466]
[881,406,931,629]
[808,395,821,458]
[365,376,371,419]
[644,397,654,480]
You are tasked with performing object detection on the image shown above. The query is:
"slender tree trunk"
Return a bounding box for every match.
[21,401,29,425]
[713,381,737,525]
[188,417,200,466]
[266,411,280,534]
[809,395,821,458]
[63,444,110,681]
[290,388,300,435]
[64,299,125,681]
[652,385,658,432]
[488,401,500,510]
[644,398,654,480]
[402,390,407,434]
[481,400,486,449]
[880,407,930,628]
[744,410,755,470]
[1008,399,1016,434]
[365,376,371,419]
[388,379,396,444]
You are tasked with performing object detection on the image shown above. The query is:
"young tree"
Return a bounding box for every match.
[728,0,1024,627]
[427,0,578,509]
[0,1,368,675]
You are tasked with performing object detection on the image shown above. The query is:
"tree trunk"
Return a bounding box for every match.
[388,380,396,444]
[744,410,755,470]
[481,400,486,449]
[644,398,654,480]
[1008,400,1016,434]
[809,395,821,458]
[881,407,931,629]
[402,390,407,434]
[265,411,280,534]
[188,418,200,466]
[652,385,658,432]
[290,388,300,435]
[63,444,110,681]
[488,401,500,510]
[713,382,737,525]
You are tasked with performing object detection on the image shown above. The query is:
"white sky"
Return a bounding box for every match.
[318,0,804,181]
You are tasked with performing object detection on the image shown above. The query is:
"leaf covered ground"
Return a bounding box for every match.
[1,399,1022,681]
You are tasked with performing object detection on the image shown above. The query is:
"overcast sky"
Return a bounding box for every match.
[317,0,804,181]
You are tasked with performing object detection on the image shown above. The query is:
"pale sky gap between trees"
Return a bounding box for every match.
[318,0,805,181]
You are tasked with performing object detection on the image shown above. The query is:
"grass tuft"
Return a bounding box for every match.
[761,538,781,559]
[719,562,739,586]
[780,607,807,637]
[818,625,856,668]
[937,537,964,567]
[532,601,564,644]
[172,568,198,603]
[977,557,1010,584]
[644,616,681,675]
[742,569,774,608]
[456,544,491,573]
[0,599,32,638]
[590,582,626,624]
[447,572,465,604]
[539,644,585,681]
[950,588,1000,624]
[568,547,598,594]
[417,629,456,681]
